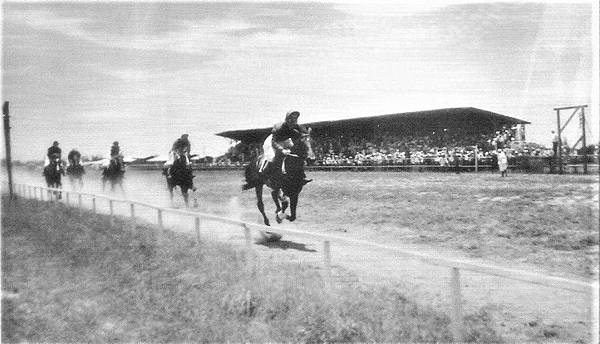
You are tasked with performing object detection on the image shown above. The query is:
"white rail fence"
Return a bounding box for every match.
[6,182,599,343]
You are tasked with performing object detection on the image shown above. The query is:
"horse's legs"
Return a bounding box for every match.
[270,189,282,213]
[168,185,174,200]
[182,187,189,207]
[287,194,298,222]
[272,189,288,224]
[255,186,270,226]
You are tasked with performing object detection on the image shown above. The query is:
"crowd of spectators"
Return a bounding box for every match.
[311,127,523,167]
[219,125,598,168]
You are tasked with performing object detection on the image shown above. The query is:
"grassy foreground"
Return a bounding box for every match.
[1,197,502,343]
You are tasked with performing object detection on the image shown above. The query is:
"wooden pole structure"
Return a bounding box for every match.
[555,109,563,174]
[581,107,587,174]
[3,101,14,199]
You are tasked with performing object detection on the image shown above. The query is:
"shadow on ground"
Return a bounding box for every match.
[257,239,317,252]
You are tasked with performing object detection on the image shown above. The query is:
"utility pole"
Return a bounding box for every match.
[3,101,14,198]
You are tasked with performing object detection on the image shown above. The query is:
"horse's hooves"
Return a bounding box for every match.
[286,215,296,222]
[275,211,284,224]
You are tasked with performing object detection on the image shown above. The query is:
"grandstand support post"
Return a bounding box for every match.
[92,197,96,213]
[65,192,70,206]
[3,101,14,199]
[474,146,478,173]
[581,107,587,174]
[450,267,464,342]
[78,194,82,212]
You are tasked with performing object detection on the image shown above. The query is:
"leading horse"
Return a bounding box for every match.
[243,128,315,227]
[102,158,125,193]
[43,154,65,199]
[164,153,196,207]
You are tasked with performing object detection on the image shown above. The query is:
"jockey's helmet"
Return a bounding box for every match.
[285,111,300,121]
[113,141,119,145]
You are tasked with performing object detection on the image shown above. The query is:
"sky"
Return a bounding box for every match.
[2,0,598,161]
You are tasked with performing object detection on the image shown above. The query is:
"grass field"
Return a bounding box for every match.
[2,197,504,343]
[191,170,599,279]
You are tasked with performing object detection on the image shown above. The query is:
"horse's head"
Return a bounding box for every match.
[291,127,315,161]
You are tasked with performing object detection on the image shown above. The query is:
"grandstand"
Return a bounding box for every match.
[216,107,530,168]
[216,107,529,144]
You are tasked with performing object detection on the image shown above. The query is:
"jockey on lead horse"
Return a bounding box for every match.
[260,110,311,185]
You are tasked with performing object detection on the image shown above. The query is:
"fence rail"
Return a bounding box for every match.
[5,181,598,342]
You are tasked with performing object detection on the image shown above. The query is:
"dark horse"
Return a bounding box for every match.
[163,153,196,207]
[43,154,65,199]
[102,158,125,193]
[66,158,85,190]
[243,129,315,227]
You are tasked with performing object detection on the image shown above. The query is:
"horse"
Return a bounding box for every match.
[102,158,125,193]
[66,158,85,190]
[43,155,65,199]
[164,153,196,207]
[243,128,315,227]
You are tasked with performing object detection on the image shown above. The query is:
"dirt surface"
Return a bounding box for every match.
[8,168,599,343]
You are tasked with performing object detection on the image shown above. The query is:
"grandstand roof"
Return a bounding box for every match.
[216,107,530,144]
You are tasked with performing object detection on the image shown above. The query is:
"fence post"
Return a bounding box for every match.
[109,200,114,226]
[194,217,201,245]
[243,224,253,269]
[450,267,464,342]
[157,209,163,229]
[130,203,136,230]
[323,240,331,270]
[323,241,332,286]
[65,192,70,206]
[78,194,82,210]
[92,197,96,213]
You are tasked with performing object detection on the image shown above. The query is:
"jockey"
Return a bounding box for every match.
[172,134,192,165]
[164,134,192,177]
[260,110,308,176]
[109,141,125,171]
[67,149,81,166]
[44,141,61,167]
